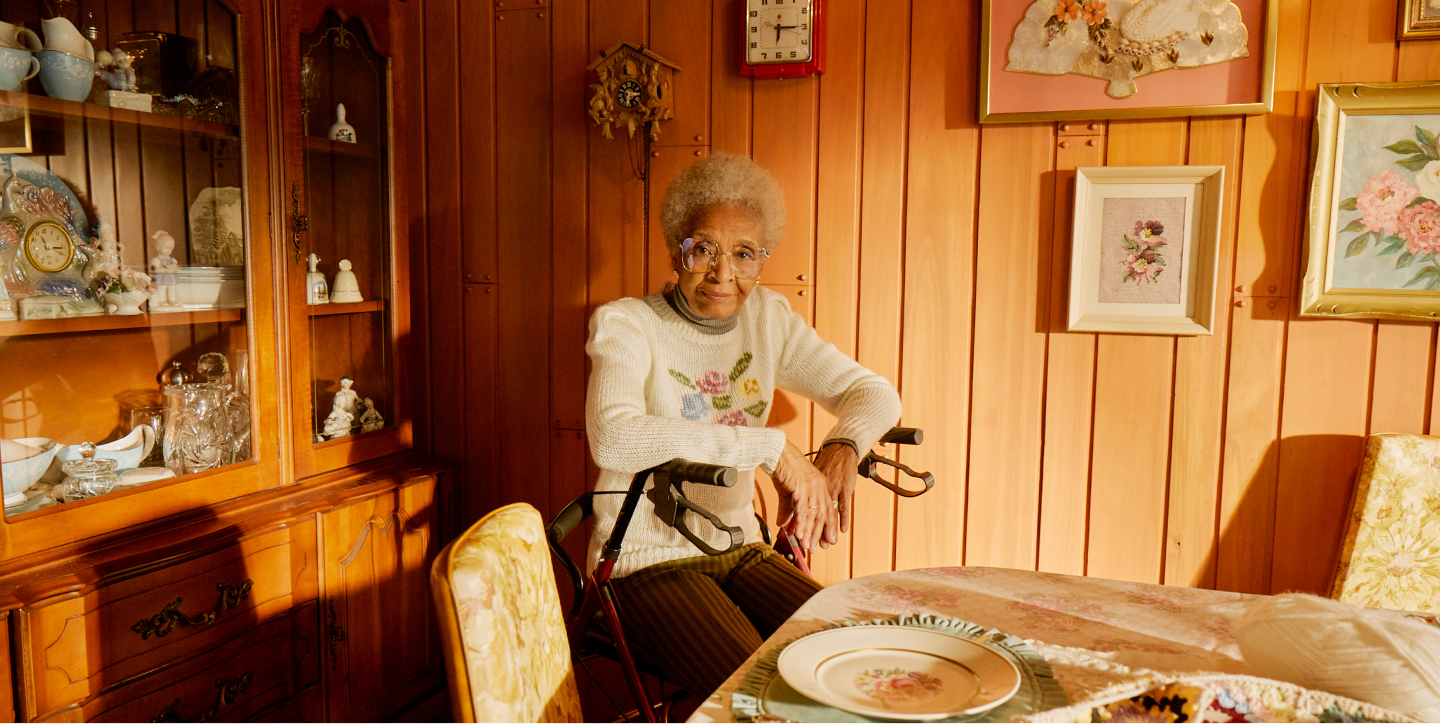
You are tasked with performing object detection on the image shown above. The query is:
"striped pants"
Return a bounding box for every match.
[612,542,822,698]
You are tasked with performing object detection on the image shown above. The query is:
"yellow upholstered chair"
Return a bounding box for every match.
[1331,433,1440,612]
[431,503,584,722]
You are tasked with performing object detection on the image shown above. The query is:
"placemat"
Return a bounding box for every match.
[731,613,1069,723]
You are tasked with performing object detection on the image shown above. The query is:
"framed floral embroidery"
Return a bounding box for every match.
[978,0,1277,123]
[1301,82,1440,320]
[1068,165,1225,335]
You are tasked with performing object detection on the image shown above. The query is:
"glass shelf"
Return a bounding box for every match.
[308,301,384,316]
[0,90,239,140]
[0,310,244,338]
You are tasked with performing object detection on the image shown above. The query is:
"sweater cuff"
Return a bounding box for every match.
[755,428,787,475]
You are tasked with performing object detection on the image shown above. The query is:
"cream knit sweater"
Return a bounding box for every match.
[585,285,903,577]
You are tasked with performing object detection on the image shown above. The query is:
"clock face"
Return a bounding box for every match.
[747,0,813,65]
[23,220,73,273]
[616,80,642,109]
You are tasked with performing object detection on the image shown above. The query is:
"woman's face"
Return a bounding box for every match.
[674,204,763,320]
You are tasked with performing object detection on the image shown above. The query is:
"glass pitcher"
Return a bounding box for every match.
[163,383,228,476]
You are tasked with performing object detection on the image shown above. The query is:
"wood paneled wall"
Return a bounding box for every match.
[418,0,1440,595]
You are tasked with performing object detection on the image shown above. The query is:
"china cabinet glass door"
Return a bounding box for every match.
[0,0,279,544]
[284,4,408,478]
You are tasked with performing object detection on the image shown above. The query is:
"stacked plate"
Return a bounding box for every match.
[776,626,1022,721]
[175,266,245,310]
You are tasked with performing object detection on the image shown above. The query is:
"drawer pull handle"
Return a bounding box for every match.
[151,671,252,723]
[132,580,254,640]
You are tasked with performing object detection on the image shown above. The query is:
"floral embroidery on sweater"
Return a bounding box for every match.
[670,352,769,425]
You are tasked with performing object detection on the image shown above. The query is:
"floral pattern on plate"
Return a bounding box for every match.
[852,668,945,709]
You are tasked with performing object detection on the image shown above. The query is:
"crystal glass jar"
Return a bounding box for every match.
[163,383,229,475]
[61,442,119,500]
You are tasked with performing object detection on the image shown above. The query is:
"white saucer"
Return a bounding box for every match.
[777,626,1021,721]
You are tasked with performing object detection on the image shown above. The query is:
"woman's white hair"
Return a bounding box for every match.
[658,152,786,253]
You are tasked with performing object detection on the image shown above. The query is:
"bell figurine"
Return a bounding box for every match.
[330,259,363,304]
[306,253,329,305]
[328,104,356,143]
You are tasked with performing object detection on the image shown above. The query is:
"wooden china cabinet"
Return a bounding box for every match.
[0,0,447,722]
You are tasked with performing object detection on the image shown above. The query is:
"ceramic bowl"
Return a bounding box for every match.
[52,425,156,476]
[2,438,58,497]
[0,46,38,92]
[37,49,94,103]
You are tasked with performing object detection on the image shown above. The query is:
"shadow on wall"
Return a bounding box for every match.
[1207,433,1366,597]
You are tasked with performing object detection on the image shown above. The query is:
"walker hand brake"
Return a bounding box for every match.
[648,475,744,556]
[858,453,935,498]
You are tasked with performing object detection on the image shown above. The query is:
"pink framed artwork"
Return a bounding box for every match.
[979,0,1277,123]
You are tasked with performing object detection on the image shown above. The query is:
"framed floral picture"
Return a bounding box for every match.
[979,0,1277,123]
[1399,0,1440,39]
[1301,82,1440,320]
[1068,166,1225,335]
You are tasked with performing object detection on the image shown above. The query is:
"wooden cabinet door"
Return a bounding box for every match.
[319,476,441,721]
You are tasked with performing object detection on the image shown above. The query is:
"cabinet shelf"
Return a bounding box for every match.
[0,309,244,337]
[307,300,384,316]
[0,90,238,139]
[302,135,382,158]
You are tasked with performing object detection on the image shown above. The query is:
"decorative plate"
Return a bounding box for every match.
[733,614,1069,724]
[777,626,1020,721]
[188,186,244,266]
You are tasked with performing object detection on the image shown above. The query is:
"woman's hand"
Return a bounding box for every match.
[771,440,832,551]
[813,442,859,545]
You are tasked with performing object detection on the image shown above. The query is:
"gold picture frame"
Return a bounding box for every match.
[1069,166,1225,335]
[1301,82,1440,321]
[979,0,1278,123]
[0,102,32,154]
[1399,0,1440,39]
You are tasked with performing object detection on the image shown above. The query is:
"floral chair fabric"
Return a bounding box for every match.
[431,503,583,723]
[1331,433,1440,612]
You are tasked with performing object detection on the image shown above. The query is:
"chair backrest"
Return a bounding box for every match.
[1331,433,1440,611]
[431,503,584,723]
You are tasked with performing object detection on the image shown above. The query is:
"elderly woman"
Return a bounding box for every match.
[585,153,902,697]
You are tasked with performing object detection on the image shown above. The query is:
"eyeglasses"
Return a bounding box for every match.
[679,238,770,280]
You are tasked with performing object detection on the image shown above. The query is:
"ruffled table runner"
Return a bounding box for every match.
[687,567,1328,722]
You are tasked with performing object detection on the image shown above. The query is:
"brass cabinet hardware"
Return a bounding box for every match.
[151,671,253,722]
[291,182,309,265]
[326,599,347,668]
[132,580,254,640]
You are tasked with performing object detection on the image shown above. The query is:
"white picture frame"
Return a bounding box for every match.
[1068,165,1225,335]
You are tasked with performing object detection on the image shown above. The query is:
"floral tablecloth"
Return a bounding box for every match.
[688,566,1264,722]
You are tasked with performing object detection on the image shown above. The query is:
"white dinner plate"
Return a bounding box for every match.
[776,626,1021,721]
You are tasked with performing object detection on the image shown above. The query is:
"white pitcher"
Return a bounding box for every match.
[0,22,41,52]
[40,17,92,61]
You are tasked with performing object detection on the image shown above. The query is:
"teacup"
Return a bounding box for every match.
[40,17,91,62]
[0,22,42,52]
[0,46,37,92]
[37,49,94,103]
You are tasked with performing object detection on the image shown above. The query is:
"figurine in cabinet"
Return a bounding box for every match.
[333,376,358,417]
[358,398,384,433]
[91,220,120,279]
[1,176,104,318]
[148,231,183,312]
[330,259,362,303]
[305,252,328,304]
[328,103,356,143]
[0,274,14,321]
[322,406,353,440]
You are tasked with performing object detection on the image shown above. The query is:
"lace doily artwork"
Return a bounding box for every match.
[1004,0,1251,99]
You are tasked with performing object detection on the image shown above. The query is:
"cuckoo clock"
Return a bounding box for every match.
[587,42,682,142]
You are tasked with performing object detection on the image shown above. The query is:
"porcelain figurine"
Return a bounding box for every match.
[305,252,329,304]
[322,406,353,440]
[327,103,356,143]
[97,48,136,92]
[99,267,153,315]
[92,220,120,279]
[358,398,384,433]
[333,376,358,418]
[330,259,363,303]
[148,231,183,312]
[0,274,14,322]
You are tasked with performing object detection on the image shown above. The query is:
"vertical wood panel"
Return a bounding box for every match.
[587,0,648,306]
[966,124,1053,570]
[552,0,591,435]
[1164,117,1243,588]
[1272,320,1373,595]
[1370,322,1433,435]
[1037,136,1103,576]
[1085,119,1186,584]
[496,10,554,513]
[752,79,817,286]
[893,0,977,572]
[710,0,751,155]
[460,0,497,283]
[851,0,911,578]
[649,0,710,149]
[806,0,866,585]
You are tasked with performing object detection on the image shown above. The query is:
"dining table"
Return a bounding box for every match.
[685,566,1394,723]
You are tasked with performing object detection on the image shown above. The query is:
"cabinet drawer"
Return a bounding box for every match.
[21,529,297,719]
[45,601,318,723]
